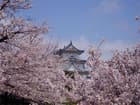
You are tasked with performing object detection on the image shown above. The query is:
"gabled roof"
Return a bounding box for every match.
[62,41,84,54]
[64,63,82,71]
[63,62,89,74]
[69,57,86,63]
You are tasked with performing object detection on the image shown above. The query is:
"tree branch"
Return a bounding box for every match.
[0,0,10,11]
[0,36,8,43]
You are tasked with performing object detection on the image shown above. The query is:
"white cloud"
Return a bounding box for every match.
[102,40,132,51]
[101,40,135,60]
[92,0,121,14]
[59,36,137,60]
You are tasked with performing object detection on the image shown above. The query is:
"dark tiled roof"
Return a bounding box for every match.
[69,57,86,63]
[62,41,84,54]
[55,41,84,56]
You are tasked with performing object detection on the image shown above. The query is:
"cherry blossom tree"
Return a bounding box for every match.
[0,0,69,105]
[68,44,140,105]
[0,1,140,105]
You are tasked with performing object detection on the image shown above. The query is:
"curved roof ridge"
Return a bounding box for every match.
[63,41,84,54]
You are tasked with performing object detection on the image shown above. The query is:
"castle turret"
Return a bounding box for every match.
[57,41,89,78]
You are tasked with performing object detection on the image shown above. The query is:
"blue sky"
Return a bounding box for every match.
[21,0,140,59]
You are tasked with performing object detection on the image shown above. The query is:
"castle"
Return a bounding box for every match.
[56,41,90,78]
